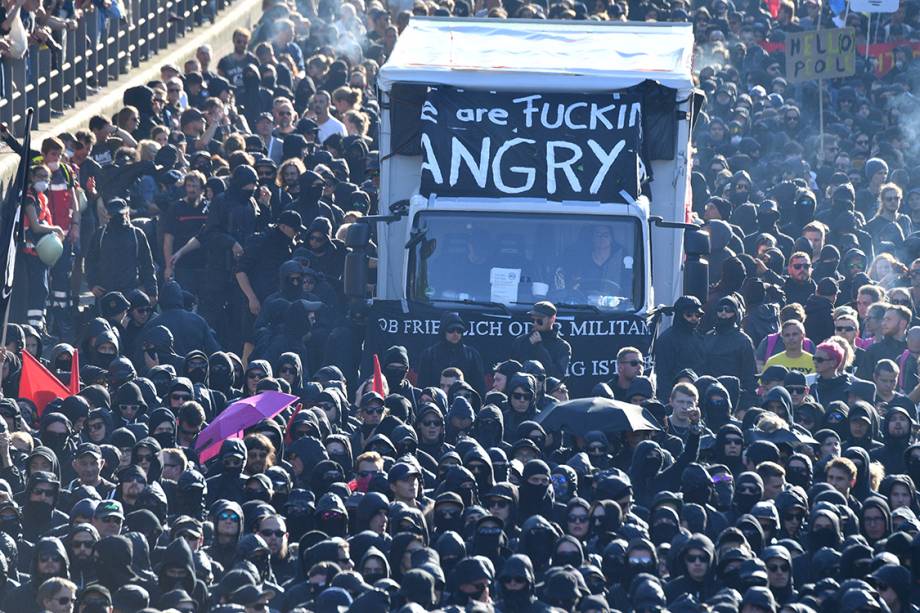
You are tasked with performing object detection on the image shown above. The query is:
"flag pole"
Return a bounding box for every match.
[0,108,34,391]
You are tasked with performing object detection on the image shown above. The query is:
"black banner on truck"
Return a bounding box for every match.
[419,86,644,203]
[363,301,653,397]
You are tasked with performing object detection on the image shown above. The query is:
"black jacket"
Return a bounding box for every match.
[511,328,572,379]
[655,300,706,400]
[86,219,157,298]
[417,314,486,395]
[701,298,756,394]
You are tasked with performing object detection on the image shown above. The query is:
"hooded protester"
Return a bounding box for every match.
[20,471,69,541]
[665,533,717,603]
[655,296,707,400]
[205,439,248,505]
[701,295,756,395]
[502,374,538,443]
[5,536,69,613]
[871,405,915,474]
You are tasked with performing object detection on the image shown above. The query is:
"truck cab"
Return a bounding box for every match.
[348,18,703,394]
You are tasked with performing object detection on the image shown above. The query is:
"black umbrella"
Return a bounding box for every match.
[534,396,661,437]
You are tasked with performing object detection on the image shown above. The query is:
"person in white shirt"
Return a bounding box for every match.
[310,91,347,143]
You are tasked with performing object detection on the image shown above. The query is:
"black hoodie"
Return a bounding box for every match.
[655,296,706,400]
[5,536,69,613]
[157,537,209,612]
[701,295,757,394]
[665,533,717,603]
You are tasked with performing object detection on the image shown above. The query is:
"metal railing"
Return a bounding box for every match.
[0,0,230,129]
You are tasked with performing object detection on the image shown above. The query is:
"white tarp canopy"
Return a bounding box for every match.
[378,17,695,93]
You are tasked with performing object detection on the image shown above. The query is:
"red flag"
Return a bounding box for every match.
[372,354,386,396]
[20,350,70,416]
[68,349,79,395]
[766,0,780,18]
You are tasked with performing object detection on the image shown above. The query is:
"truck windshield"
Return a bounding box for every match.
[408,211,643,312]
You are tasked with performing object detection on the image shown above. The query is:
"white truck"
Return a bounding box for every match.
[345,17,706,394]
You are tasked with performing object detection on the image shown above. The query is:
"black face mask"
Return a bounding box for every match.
[522,529,555,568]
[363,571,385,584]
[733,490,760,514]
[384,366,407,390]
[650,522,679,545]
[286,510,312,540]
[434,510,463,536]
[245,489,270,502]
[473,529,503,556]
[475,421,502,446]
[500,584,531,607]
[153,430,176,449]
[239,188,255,200]
[0,517,20,538]
[42,431,69,453]
[186,366,207,385]
[329,453,351,473]
[519,481,549,515]
[808,526,839,550]
[553,551,582,567]
[455,582,485,605]
[787,468,811,489]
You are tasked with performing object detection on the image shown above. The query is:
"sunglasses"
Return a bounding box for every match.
[218,511,240,522]
[88,422,105,431]
[446,326,464,334]
[247,371,266,380]
[320,511,345,521]
[685,554,709,563]
[357,469,380,478]
[488,499,510,509]
[279,366,297,375]
[725,437,743,445]
[787,386,806,394]
[792,263,810,270]
[717,306,734,314]
[512,392,533,401]
[363,406,385,415]
[421,419,442,428]
[72,540,95,549]
[259,529,286,538]
[812,356,830,363]
[568,514,589,523]
[32,488,55,498]
[171,394,192,402]
[767,563,790,572]
[619,359,644,367]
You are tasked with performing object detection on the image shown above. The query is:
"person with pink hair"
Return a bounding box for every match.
[811,337,875,406]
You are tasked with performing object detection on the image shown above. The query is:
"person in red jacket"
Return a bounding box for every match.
[10,164,65,334]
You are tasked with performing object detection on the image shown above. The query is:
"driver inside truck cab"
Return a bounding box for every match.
[569,224,629,294]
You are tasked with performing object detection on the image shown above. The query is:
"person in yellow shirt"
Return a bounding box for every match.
[765,320,815,375]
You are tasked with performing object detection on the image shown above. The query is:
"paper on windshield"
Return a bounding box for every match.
[490,268,521,304]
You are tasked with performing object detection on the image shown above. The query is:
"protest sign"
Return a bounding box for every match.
[418,86,644,203]
[785,27,857,82]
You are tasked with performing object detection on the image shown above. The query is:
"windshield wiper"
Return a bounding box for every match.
[436,298,511,315]
[554,302,601,313]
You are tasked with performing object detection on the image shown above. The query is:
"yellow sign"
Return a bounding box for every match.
[785,28,856,82]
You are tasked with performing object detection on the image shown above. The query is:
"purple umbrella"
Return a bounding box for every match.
[195,391,299,462]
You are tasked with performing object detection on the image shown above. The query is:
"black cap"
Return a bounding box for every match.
[277,210,306,233]
[100,292,131,317]
[817,277,839,296]
[759,365,789,384]
[75,442,102,458]
[105,198,129,214]
[112,585,149,613]
[387,462,420,483]
[528,301,557,317]
[296,118,319,134]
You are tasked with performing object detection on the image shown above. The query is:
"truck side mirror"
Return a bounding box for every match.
[345,222,371,248]
[344,249,369,300]
[683,228,710,302]
[344,222,372,300]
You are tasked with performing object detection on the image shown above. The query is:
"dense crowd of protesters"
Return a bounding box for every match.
[0,0,918,609]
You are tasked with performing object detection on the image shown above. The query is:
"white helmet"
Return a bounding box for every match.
[35,233,64,267]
